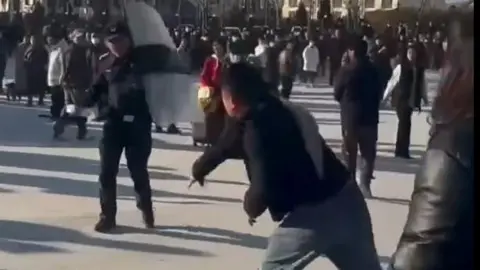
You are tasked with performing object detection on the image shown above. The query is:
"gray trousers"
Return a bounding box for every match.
[261,181,382,270]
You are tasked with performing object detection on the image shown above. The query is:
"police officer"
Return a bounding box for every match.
[85,22,154,232]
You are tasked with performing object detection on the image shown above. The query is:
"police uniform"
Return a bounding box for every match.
[86,23,154,232]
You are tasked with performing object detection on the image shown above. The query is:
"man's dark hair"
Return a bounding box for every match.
[222,63,270,103]
[348,36,368,58]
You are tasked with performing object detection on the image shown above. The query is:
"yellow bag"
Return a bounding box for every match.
[198,85,218,113]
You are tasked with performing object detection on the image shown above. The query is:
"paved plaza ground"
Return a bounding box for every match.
[0,72,439,270]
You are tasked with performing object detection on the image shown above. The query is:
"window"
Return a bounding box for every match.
[289,0,297,7]
[332,0,342,8]
[382,0,393,8]
[365,0,375,8]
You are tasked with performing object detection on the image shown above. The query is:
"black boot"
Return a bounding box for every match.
[142,210,155,229]
[166,124,181,134]
[94,215,116,233]
[77,128,88,140]
[136,202,155,228]
[77,118,88,140]
[358,178,372,198]
[53,121,65,139]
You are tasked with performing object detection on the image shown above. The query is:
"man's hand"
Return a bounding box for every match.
[248,217,256,226]
[188,176,205,188]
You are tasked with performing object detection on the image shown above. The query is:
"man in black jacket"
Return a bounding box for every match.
[85,22,154,233]
[334,38,382,198]
[191,63,381,270]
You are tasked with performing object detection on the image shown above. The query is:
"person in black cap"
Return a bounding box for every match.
[84,21,154,232]
[334,37,382,198]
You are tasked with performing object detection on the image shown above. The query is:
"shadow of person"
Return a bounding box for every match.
[372,196,411,206]
[155,225,268,250]
[0,220,211,256]
[0,187,14,193]
[0,150,187,180]
[324,138,423,175]
[0,172,241,204]
[0,238,68,254]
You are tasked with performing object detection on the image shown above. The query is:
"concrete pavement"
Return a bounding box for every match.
[0,72,439,270]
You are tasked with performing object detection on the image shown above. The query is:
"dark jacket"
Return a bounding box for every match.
[334,57,382,129]
[328,37,347,66]
[24,43,48,94]
[263,46,279,83]
[391,62,425,111]
[86,54,151,124]
[192,117,245,180]
[242,97,348,221]
[63,44,93,90]
[389,118,474,270]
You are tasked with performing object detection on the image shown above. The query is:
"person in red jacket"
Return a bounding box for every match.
[200,39,227,93]
[197,39,228,144]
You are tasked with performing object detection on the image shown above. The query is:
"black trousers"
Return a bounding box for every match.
[342,125,378,185]
[99,120,153,219]
[304,71,317,84]
[329,61,340,86]
[50,85,65,118]
[395,106,413,156]
[280,75,293,99]
[319,58,326,77]
[53,108,87,137]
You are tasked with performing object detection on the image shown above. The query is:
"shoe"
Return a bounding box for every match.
[358,183,373,199]
[166,124,181,134]
[155,126,164,133]
[77,128,88,140]
[53,123,64,139]
[136,202,155,228]
[142,210,155,229]
[94,217,116,233]
[395,153,412,159]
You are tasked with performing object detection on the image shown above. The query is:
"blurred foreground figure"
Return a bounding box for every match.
[389,7,473,270]
[192,63,382,270]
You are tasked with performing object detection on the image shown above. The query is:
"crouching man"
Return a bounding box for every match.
[191,63,382,270]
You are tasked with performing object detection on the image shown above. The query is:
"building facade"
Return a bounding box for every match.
[0,0,39,13]
[281,0,451,18]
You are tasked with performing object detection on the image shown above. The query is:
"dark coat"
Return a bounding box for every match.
[389,118,474,270]
[192,116,245,181]
[24,44,48,95]
[391,62,425,111]
[334,57,382,130]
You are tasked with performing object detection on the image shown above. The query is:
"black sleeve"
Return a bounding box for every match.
[390,149,473,270]
[85,74,108,107]
[191,118,240,180]
[242,123,277,219]
[333,67,347,102]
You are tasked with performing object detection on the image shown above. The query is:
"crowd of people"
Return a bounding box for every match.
[0,5,473,269]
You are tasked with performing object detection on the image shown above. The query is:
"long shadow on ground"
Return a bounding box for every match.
[0,219,211,256]
[0,151,241,204]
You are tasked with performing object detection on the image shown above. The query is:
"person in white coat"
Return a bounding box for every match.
[302,40,320,87]
[46,32,69,119]
[254,37,268,69]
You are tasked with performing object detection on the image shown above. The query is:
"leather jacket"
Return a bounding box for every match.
[389,118,474,270]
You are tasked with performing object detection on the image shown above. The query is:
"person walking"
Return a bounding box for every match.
[302,39,320,87]
[334,38,382,198]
